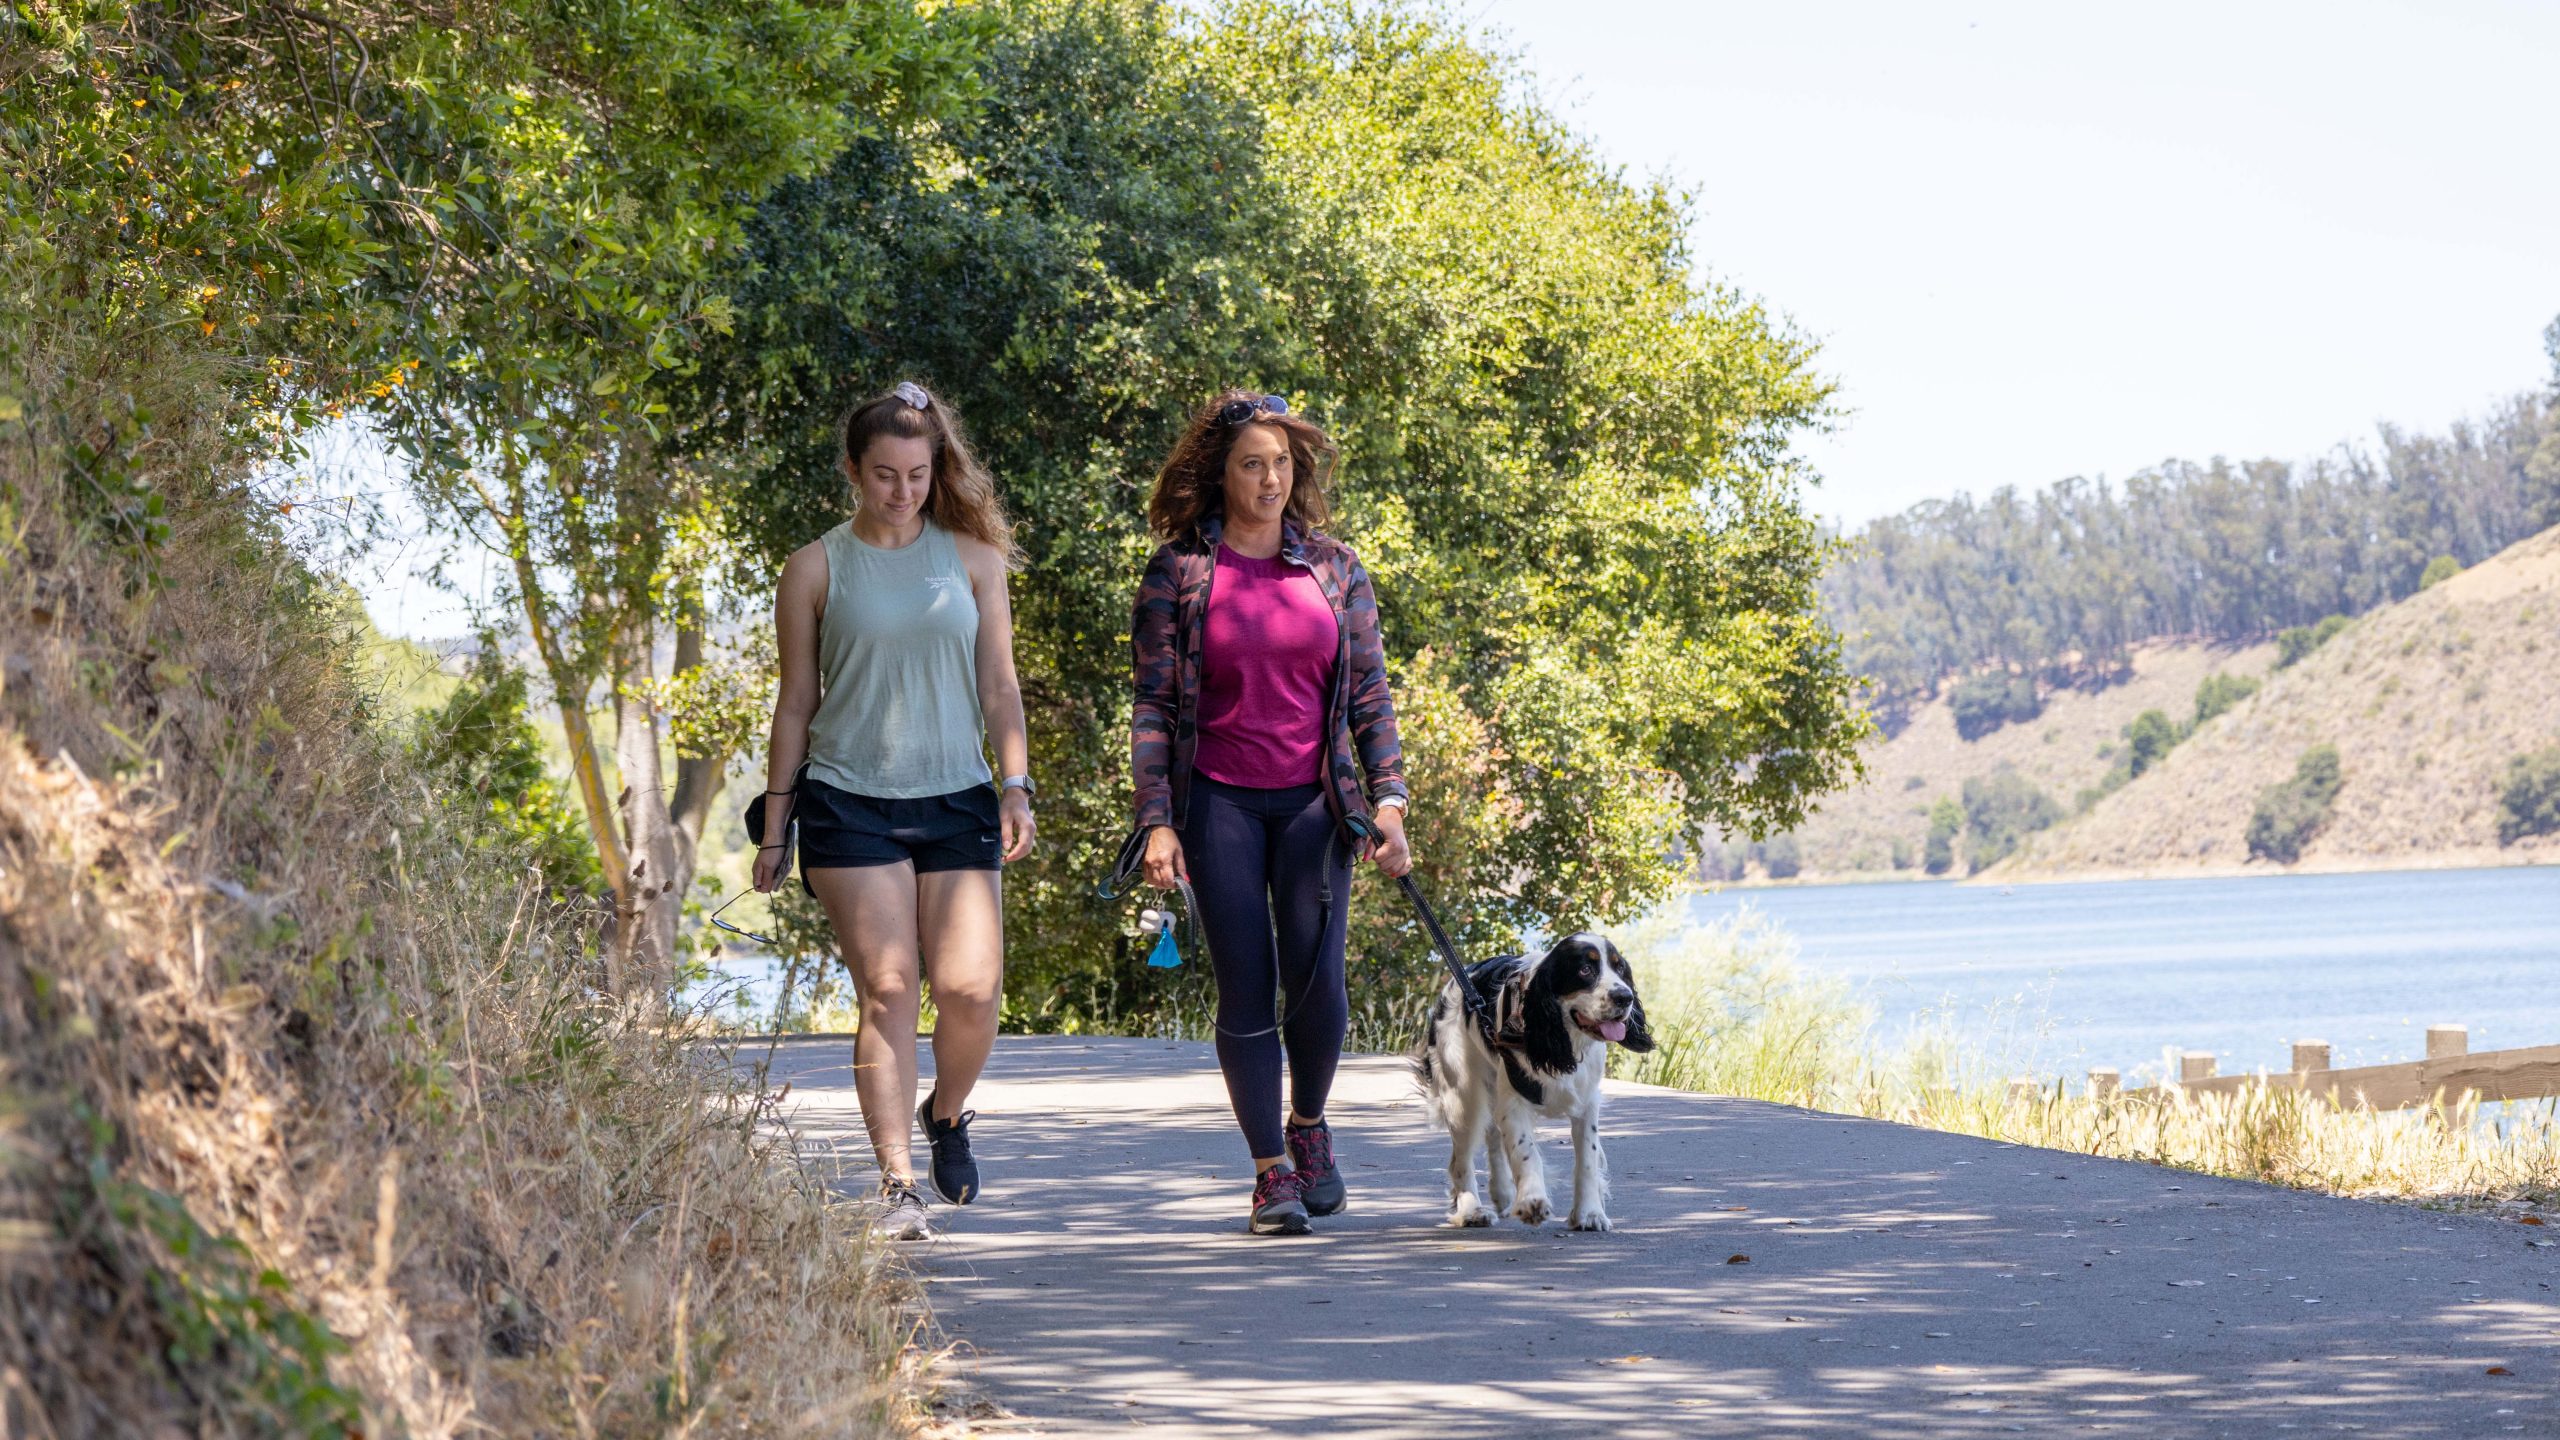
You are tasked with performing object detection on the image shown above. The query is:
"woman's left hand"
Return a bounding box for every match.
[999,788,1037,863]
[1369,804,1413,879]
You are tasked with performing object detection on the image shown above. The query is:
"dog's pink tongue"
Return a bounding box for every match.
[1599,1019,1628,1042]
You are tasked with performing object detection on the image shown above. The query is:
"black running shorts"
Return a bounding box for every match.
[798,777,1002,877]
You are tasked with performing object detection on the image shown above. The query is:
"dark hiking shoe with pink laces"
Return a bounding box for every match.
[1249,1166,1311,1236]
[1284,1119,1346,1216]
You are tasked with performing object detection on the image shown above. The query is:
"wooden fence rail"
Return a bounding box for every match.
[2056,1026,2560,1111]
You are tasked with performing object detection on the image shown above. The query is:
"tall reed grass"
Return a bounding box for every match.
[1621,910,2560,1210]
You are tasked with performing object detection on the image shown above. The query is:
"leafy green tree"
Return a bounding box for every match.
[352,1,984,995]
[1923,797,1962,876]
[1947,671,2041,741]
[692,0,1867,1025]
[1760,835,1804,881]
[2496,746,2560,844]
[2124,709,2180,777]
[412,650,600,896]
[2246,744,2344,863]
[2192,671,2262,727]
[2420,554,2462,589]
[1960,767,2062,872]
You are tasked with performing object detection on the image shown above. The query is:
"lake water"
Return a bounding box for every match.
[1680,866,2560,1085]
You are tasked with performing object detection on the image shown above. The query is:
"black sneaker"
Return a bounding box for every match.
[1249,1166,1311,1236]
[1284,1118,1346,1216]
[918,1093,979,1204]
[877,1180,932,1241]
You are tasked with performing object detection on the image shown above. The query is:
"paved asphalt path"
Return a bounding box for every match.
[761,1035,2559,1438]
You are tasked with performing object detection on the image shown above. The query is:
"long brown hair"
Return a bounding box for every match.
[840,382,1016,560]
[1146,390,1337,542]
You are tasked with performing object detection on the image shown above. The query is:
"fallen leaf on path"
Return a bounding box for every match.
[2521,1216,2545,1226]
[1726,1254,1750,1264]
[1720,1205,1749,1212]
[2486,1366,2512,1376]
[1603,1355,1651,1365]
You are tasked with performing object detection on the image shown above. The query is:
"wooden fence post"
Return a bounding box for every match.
[2426,1025,2467,1060]
[2179,1051,2216,1084]
[2087,1067,2120,1098]
[2008,1077,2040,1106]
[2291,1040,2330,1074]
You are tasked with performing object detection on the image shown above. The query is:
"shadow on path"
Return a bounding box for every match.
[764,1035,2559,1438]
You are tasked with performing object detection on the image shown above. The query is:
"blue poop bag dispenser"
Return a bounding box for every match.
[1138,902,1184,968]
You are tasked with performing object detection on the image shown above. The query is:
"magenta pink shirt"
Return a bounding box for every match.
[1193,543,1338,789]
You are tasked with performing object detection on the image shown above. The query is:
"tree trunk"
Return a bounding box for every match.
[515,551,631,902]
[666,614,726,884]
[612,613,683,1003]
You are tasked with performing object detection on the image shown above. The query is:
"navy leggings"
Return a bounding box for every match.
[1181,776,1352,1160]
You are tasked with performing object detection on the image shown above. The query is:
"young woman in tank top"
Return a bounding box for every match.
[754,381,1034,1240]
[1130,391,1415,1235]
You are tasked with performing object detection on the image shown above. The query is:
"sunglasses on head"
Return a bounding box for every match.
[1217,393,1289,426]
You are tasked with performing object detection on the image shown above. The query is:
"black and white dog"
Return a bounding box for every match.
[1415,933,1651,1231]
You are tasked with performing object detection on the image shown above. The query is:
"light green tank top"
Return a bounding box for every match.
[805,519,991,798]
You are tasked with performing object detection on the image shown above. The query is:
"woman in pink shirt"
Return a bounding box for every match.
[1129,391,1414,1236]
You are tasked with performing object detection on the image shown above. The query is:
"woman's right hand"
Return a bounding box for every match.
[1142,825,1187,890]
[753,845,789,894]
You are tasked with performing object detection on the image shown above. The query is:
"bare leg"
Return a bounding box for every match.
[917,868,1004,1118]
[808,863,923,1184]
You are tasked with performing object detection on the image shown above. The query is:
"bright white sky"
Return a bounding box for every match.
[1472,0,2560,524]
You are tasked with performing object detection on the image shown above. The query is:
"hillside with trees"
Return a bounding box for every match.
[1822,390,2560,721]
[1721,328,2560,885]
[1991,521,2560,879]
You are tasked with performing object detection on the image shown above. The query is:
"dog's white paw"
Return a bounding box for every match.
[1569,1207,1612,1233]
[1450,1193,1494,1228]
[1510,1195,1552,1226]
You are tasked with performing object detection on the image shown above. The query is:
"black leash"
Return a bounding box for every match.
[1393,870,1496,1037]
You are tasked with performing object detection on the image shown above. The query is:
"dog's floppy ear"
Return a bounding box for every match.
[1519,939,1582,1075]
[1606,936,1655,1053]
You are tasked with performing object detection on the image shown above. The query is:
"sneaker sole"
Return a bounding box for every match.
[1303,1191,1347,1218]
[1249,1211,1312,1236]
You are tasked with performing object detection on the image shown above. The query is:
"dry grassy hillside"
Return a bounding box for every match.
[1995,525,2560,879]
[1756,639,2275,879]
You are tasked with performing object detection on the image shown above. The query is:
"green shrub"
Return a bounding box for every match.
[2193,671,2262,727]
[2247,745,2344,863]
[1960,767,2062,872]
[2124,708,2181,777]
[2275,614,2351,668]
[1949,672,2042,741]
[1923,797,1962,876]
[2497,746,2560,844]
[2420,554,2462,589]
[411,650,600,896]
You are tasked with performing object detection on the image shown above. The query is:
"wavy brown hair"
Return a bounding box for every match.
[1145,390,1337,542]
[840,382,1016,559]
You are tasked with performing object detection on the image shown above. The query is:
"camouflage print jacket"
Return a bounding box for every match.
[1130,513,1408,846]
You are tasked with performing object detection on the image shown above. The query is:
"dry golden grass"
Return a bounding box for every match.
[1624,914,2560,1213]
[2,314,922,1435]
